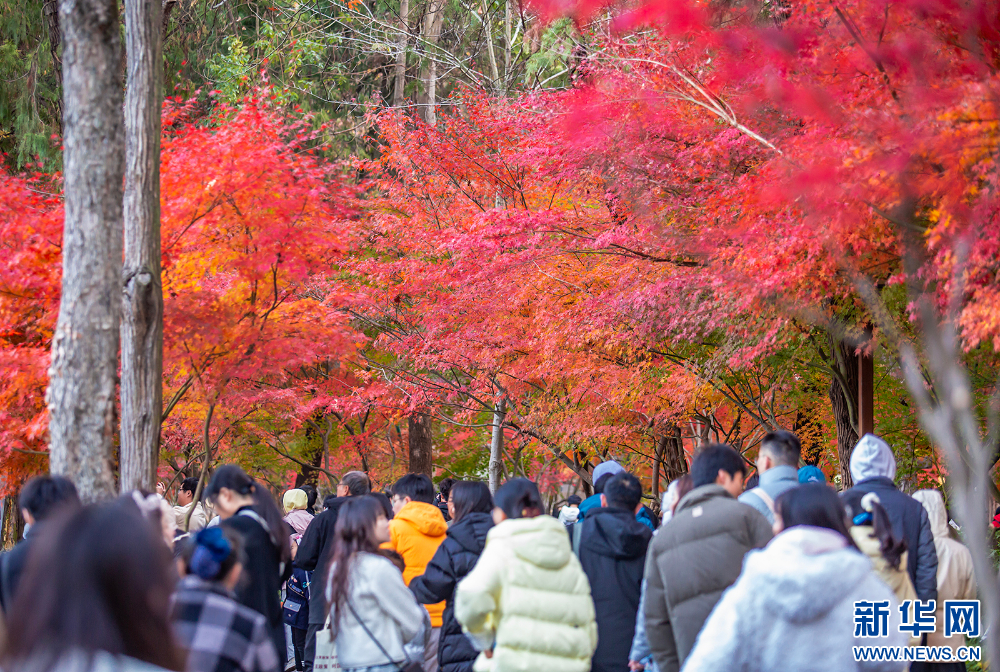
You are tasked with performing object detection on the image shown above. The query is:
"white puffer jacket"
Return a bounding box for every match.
[912,489,977,651]
[455,515,597,672]
[682,526,907,672]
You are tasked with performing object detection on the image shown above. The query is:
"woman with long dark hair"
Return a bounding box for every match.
[410,482,494,672]
[204,465,292,659]
[454,478,597,672]
[682,484,907,671]
[173,527,281,672]
[325,496,426,672]
[1,501,183,672]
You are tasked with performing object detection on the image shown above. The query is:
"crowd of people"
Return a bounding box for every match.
[0,430,983,672]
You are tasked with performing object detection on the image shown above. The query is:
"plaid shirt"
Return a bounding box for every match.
[172,575,281,672]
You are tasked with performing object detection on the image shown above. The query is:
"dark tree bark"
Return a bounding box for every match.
[47,0,124,502]
[120,0,164,493]
[408,411,433,475]
[828,339,860,489]
[661,424,688,482]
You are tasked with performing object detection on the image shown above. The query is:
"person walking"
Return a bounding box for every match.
[281,489,314,672]
[578,460,625,521]
[295,471,371,672]
[738,430,802,524]
[455,478,597,672]
[205,465,292,661]
[681,484,907,671]
[644,444,772,672]
[0,475,80,614]
[324,497,427,672]
[911,489,977,672]
[1,500,183,672]
[173,527,281,672]
[841,434,938,602]
[576,472,653,672]
[387,474,448,672]
[410,481,495,672]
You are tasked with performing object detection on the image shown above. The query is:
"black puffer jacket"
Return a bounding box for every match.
[410,512,494,672]
[577,507,653,672]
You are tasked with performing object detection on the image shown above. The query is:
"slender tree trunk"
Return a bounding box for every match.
[393,0,409,107]
[419,0,444,124]
[652,435,665,500]
[829,339,860,489]
[488,397,507,493]
[120,0,164,493]
[482,0,500,89]
[407,411,433,475]
[47,0,124,503]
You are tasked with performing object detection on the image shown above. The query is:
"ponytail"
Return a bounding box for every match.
[852,492,907,570]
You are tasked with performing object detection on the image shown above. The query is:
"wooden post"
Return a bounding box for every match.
[858,348,875,437]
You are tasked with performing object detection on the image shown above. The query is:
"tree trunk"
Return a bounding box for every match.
[47,0,124,503]
[828,339,860,489]
[488,397,507,493]
[120,0,164,493]
[662,424,687,482]
[393,0,409,107]
[407,411,433,475]
[652,435,665,500]
[419,0,444,124]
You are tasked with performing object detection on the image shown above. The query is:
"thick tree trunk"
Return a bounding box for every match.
[419,0,443,124]
[120,0,164,493]
[829,339,860,489]
[408,411,433,475]
[661,424,687,482]
[488,397,506,493]
[47,0,124,503]
[393,0,409,107]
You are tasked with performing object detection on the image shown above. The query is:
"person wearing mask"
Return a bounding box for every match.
[681,484,907,671]
[644,444,772,672]
[410,481,495,672]
[912,490,977,672]
[295,470,370,672]
[205,465,292,660]
[323,497,427,672]
[576,472,653,672]
[173,527,281,672]
[1,500,183,672]
[388,474,448,672]
[162,477,208,533]
[843,491,917,608]
[0,475,80,613]
[455,478,597,672]
[841,434,938,602]
[739,430,802,525]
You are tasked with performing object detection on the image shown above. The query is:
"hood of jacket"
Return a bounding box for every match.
[850,434,896,483]
[581,507,652,559]
[675,483,733,514]
[283,508,313,536]
[488,514,572,570]
[396,501,448,537]
[743,526,872,624]
[912,489,949,539]
[448,511,494,553]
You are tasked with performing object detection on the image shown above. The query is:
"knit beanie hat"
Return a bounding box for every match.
[592,460,624,483]
[797,465,826,484]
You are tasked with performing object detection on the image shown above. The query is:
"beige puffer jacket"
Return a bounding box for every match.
[455,514,597,672]
[912,489,977,651]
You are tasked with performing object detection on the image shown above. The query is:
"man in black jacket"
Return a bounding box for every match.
[577,471,653,672]
[295,471,370,672]
[842,434,938,602]
[0,475,80,614]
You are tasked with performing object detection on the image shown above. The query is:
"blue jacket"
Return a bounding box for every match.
[579,495,658,531]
